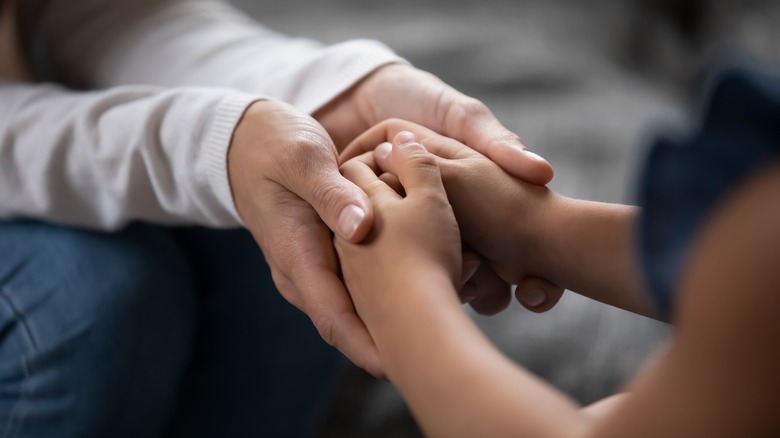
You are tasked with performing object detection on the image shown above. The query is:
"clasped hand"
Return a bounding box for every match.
[227,64,557,377]
[339,121,567,315]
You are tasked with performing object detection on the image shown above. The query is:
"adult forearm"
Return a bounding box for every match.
[39,0,403,114]
[0,80,258,228]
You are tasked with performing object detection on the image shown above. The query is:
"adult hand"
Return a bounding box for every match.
[228,100,383,376]
[317,64,560,312]
[315,63,554,185]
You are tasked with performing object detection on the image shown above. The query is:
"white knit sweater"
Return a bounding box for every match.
[0,0,403,229]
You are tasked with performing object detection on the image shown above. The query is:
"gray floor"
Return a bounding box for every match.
[230,1,780,435]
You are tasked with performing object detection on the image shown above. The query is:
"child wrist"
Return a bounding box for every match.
[521,191,567,278]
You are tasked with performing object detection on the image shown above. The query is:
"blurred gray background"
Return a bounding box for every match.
[229,0,780,436]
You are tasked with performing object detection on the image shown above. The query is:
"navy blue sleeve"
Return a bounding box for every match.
[637,62,780,320]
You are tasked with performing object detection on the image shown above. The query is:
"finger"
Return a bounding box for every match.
[377,136,485,197]
[378,172,404,196]
[340,154,401,203]
[391,131,446,197]
[515,277,566,313]
[459,284,480,304]
[267,211,385,377]
[457,251,482,303]
[431,90,555,185]
[582,393,631,419]
[273,270,373,372]
[349,148,383,173]
[340,74,554,185]
[301,268,385,377]
[341,119,440,163]
[467,264,512,316]
[277,125,374,243]
[373,142,393,171]
[345,120,476,169]
[375,130,485,191]
[460,251,481,287]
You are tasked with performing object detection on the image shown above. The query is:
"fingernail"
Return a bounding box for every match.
[460,259,481,285]
[523,149,547,162]
[375,142,392,162]
[338,204,365,239]
[521,289,547,308]
[395,131,418,147]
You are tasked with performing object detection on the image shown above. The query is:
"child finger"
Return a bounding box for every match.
[376,137,479,180]
[340,119,439,164]
[340,156,401,202]
[391,131,446,197]
[379,172,404,196]
[515,277,566,313]
[457,255,482,303]
[467,264,512,316]
[420,134,483,161]
[350,149,382,174]
[460,250,482,287]
[374,142,393,173]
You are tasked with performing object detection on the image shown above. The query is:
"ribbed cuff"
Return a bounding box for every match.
[202,92,265,226]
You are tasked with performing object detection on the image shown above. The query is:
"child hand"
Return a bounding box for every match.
[341,120,565,313]
[334,132,463,328]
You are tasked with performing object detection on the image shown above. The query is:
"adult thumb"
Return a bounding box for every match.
[277,127,375,243]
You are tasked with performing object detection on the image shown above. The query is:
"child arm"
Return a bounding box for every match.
[586,159,780,436]
[528,196,651,315]
[335,133,588,437]
[337,131,780,437]
[343,120,654,317]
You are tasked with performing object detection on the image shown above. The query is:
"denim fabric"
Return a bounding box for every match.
[0,221,343,437]
[638,62,780,320]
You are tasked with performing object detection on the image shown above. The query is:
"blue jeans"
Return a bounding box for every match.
[0,220,344,437]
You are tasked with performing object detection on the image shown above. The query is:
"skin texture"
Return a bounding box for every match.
[342,120,571,314]
[227,63,559,376]
[229,100,380,372]
[316,64,554,185]
[336,127,780,437]
[0,2,555,375]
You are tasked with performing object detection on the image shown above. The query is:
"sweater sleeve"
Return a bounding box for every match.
[38,0,406,114]
[0,79,260,229]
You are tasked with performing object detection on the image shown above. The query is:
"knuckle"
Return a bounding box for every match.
[406,147,438,167]
[461,96,490,117]
[484,132,525,153]
[406,150,443,184]
[445,96,490,130]
[277,130,335,178]
[311,182,353,216]
[283,137,324,166]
